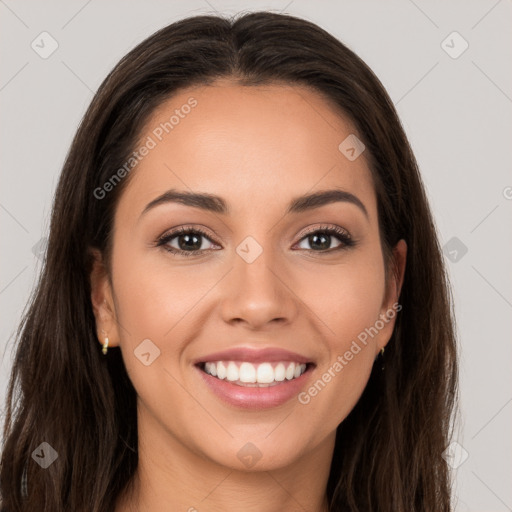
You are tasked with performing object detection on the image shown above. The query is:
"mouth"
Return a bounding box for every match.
[197,360,314,387]
[193,347,316,409]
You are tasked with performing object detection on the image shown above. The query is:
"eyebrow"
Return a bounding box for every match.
[140,188,368,220]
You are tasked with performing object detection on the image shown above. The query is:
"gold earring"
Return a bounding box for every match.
[380,347,385,356]
[102,336,109,355]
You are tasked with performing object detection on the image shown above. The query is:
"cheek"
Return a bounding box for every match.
[109,241,236,412]
[111,243,211,340]
[109,243,203,386]
[297,250,386,347]
[109,247,206,431]
[294,250,385,425]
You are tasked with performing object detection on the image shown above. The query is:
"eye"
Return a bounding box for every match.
[294,225,355,253]
[156,224,355,258]
[156,226,218,257]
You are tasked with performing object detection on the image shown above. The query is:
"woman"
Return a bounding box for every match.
[0,11,458,512]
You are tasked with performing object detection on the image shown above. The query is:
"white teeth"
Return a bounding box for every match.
[226,361,239,382]
[202,360,307,385]
[204,362,217,377]
[256,363,274,384]
[274,363,286,381]
[239,362,256,383]
[216,361,227,380]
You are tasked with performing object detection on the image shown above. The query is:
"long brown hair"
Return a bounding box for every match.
[1,11,458,511]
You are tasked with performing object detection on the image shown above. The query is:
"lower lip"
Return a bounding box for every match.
[195,364,314,410]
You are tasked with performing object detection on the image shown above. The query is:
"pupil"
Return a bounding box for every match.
[176,233,332,252]
[179,233,201,251]
[310,233,330,250]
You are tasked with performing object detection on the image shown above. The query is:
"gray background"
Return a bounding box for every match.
[1,1,511,510]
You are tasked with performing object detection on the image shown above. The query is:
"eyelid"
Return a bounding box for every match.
[295,223,351,240]
[158,224,218,241]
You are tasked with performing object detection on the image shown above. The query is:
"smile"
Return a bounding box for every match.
[193,346,315,409]
[201,360,308,387]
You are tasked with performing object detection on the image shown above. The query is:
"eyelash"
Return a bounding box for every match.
[156,225,355,258]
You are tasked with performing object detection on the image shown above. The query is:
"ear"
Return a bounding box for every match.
[376,239,407,353]
[89,248,120,349]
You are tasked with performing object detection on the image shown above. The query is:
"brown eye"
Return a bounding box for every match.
[157,227,218,257]
[295,226,354,252]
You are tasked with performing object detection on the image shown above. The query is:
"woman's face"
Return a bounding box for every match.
[91,81,405,472]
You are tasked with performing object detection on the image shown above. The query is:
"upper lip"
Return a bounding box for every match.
[194,347,314,365]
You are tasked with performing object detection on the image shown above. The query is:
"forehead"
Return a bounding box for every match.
[116,81,376,223]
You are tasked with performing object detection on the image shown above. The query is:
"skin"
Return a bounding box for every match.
[90,81,406,512]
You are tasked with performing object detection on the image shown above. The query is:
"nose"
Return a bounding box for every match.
[219,246,299,330]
